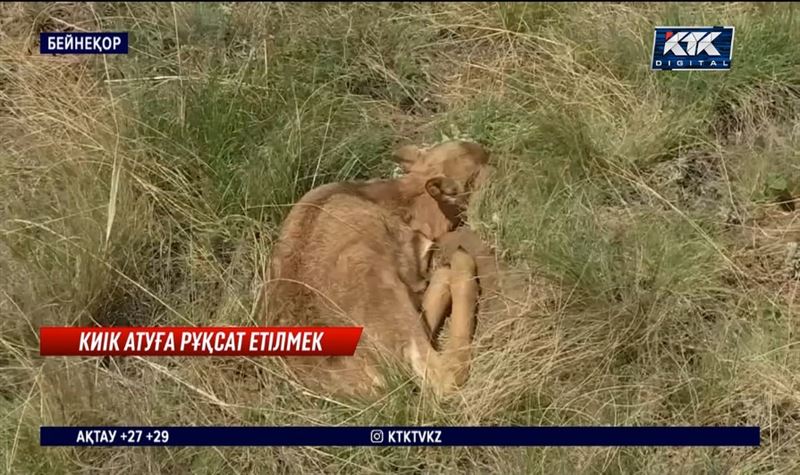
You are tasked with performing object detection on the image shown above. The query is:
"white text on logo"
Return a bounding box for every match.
[663,31,721,56]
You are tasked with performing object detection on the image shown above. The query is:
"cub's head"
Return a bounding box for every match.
[392,140,491,232]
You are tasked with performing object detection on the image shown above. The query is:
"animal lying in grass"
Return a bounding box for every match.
[265,140,496,397]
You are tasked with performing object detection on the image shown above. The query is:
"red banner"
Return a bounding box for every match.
[39,327,363,357]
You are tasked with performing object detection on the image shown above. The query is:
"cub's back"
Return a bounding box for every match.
[267,183,416,328]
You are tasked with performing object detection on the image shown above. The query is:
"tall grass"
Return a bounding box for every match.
[1,2,799,473]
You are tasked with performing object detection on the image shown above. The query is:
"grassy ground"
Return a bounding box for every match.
[1,2,799,473]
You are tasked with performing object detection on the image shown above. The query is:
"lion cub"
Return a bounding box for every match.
[266,141,491,397]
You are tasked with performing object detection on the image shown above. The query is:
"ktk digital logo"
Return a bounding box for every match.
[651,26,734,71]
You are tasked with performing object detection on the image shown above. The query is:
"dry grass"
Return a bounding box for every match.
[1,2,799,473]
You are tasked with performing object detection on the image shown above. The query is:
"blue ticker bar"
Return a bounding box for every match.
[40,426,761,447]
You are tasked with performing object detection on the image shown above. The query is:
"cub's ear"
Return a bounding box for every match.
[425,176,460,204]
[392,145,423,172]
[461,141,490,165]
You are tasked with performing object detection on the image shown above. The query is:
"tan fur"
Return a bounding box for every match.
[265,141,490,397]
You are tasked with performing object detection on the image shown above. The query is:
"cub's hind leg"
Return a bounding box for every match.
[422,267,452,341]
[411,248,479,394]
[439,248,478,387]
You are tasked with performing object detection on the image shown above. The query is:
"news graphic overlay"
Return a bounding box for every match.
[38,327,362,356]
[40,32,129,55]
[39,327,759,449]
[40,426,760,447]
[651,26,735,71]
